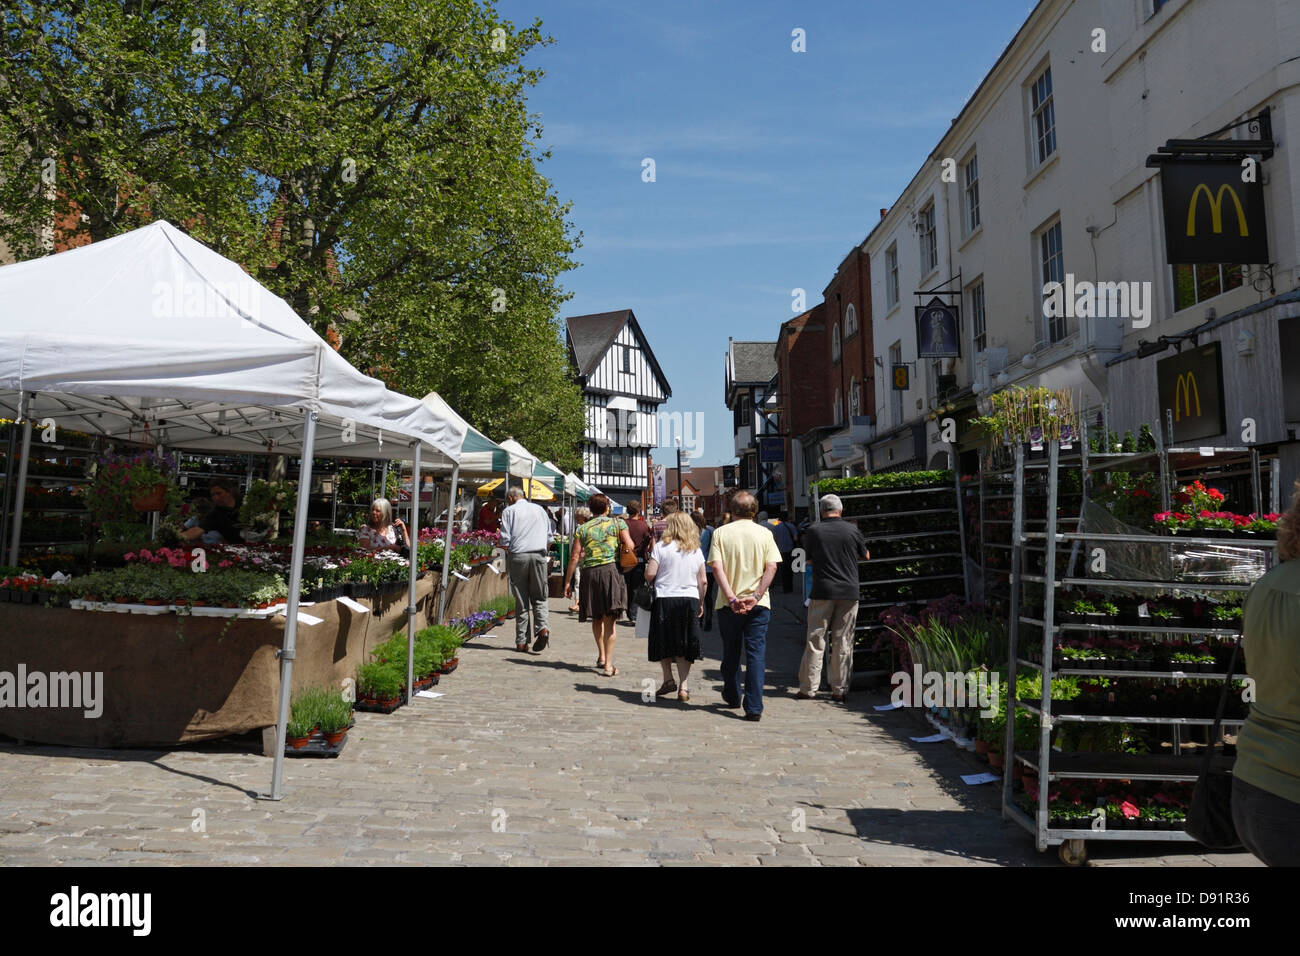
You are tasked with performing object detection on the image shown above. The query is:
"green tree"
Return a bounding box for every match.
[0,0,584,468]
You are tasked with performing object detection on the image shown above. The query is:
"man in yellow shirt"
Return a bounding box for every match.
[708,491,781,721]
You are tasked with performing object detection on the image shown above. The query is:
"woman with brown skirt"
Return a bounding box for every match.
[564,494,635,676]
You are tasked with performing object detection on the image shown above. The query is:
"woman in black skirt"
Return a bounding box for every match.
[644,512,707,702]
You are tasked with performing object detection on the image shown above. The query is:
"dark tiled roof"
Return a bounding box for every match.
[566,309,672,397]
[566,310,630,375]
[731,340,777,383]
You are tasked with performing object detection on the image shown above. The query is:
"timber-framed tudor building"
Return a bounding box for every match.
[566,309,672,499]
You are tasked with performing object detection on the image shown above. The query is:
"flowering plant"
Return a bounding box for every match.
[85,448,183,541]
[238,479,296,532]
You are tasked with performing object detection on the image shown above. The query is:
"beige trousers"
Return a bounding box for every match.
[798,599,858,696]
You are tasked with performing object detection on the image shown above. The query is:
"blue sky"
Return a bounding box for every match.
[496,0,1038,467]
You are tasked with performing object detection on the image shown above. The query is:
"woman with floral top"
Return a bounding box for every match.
[564,494,635,676]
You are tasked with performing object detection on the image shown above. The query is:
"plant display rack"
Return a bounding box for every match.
[1002,438,1273,865]
[971,441,1085,619]
[814,472,969,679]
[0,423,99,553]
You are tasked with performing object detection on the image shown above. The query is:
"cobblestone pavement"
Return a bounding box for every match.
[0,590,1258,867]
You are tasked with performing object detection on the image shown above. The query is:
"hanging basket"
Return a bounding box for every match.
[131,484,168,512]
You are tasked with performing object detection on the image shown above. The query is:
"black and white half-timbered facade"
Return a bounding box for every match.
[566,309,672,498]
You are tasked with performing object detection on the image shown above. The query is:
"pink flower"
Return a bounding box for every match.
[1120,800,1140,819]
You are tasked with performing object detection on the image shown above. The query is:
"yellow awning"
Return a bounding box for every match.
[476,477,555,501]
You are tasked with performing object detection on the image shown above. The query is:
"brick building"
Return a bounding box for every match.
[774,303,831,520]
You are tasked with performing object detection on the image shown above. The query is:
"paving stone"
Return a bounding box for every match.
[0,592,1255,868]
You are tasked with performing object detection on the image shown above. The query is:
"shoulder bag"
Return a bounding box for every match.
[1184,643,1242,849]
[615,519,637,571]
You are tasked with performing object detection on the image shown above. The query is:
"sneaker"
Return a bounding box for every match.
[532,629,549,653]
[796,691,816,700]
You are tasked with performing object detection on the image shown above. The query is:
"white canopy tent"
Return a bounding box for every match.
[0,220,462,798]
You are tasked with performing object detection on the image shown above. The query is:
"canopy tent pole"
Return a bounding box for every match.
[405,442,422,699]
[0,411,18,549]
[437,464,460,623]
[265,411,318,801]
[6,394,33,567]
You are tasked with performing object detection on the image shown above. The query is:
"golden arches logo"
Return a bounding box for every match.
[1173,372,1201,421]
[1186,183,1249,238]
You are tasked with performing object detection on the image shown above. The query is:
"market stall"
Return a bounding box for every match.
[0,220,463,795]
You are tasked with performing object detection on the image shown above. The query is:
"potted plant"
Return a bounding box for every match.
[1059,596,1095,624]
[1151,605,1180,626]
[317,693,354,746]
[86,448,184,539]
[238,479,295,542]
[1208,604,1243,632]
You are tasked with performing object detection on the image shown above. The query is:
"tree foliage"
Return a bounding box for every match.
[0,0,585,469]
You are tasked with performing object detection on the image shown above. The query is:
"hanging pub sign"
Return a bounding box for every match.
[915,297,960,358]
[1156,342,1226,444]
[891,364,910,390]
[1159,161,1268,264]
[758,435,785,464]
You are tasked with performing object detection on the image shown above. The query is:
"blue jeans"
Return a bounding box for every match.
[717,605,770,715]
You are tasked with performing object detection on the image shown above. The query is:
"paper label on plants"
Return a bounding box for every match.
[960,772,999,785]
[335,596,370,613]
[910,733,947,743]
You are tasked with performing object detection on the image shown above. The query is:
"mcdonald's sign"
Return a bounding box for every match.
[1156,342,1225,443]
[1160,161,1268,264]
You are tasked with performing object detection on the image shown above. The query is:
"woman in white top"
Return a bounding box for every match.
[644,511,707,702]
[359,497,410,552]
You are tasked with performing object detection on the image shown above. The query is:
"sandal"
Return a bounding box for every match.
[603,666,619,677]
[596,658,605,670]
[678,689,690,703]
[656,680,678,698]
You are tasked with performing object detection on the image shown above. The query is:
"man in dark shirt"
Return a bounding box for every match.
[622,500,654,624]
[181,478,244,545]
[797,493,868,702]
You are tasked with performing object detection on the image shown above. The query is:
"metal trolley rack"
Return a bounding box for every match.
[1002,438,1275,864]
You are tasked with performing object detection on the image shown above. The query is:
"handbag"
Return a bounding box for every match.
[1185,643,1242,849]
[633,584,654,611]
[616,519,638,571]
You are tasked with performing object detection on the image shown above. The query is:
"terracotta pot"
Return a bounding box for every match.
[143,599,166,606]
[322,729,347,745]
[974,739,990,755]
[287,735,311,750]
[988,750,1005,769]
[132,484,168,512]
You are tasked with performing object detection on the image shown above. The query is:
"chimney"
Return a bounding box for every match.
[879,208,888,220]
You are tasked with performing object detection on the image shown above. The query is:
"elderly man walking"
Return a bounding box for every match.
[708,491,781,721]
[499,485,552,653]
[797,494,869,702]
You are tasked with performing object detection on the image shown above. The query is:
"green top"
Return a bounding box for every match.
[577,516,627,569]
[1236,558,1300,804]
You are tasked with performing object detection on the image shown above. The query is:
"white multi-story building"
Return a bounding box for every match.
[863,0,1300,481]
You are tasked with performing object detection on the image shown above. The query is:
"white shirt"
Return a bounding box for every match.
[650,540,705,599]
